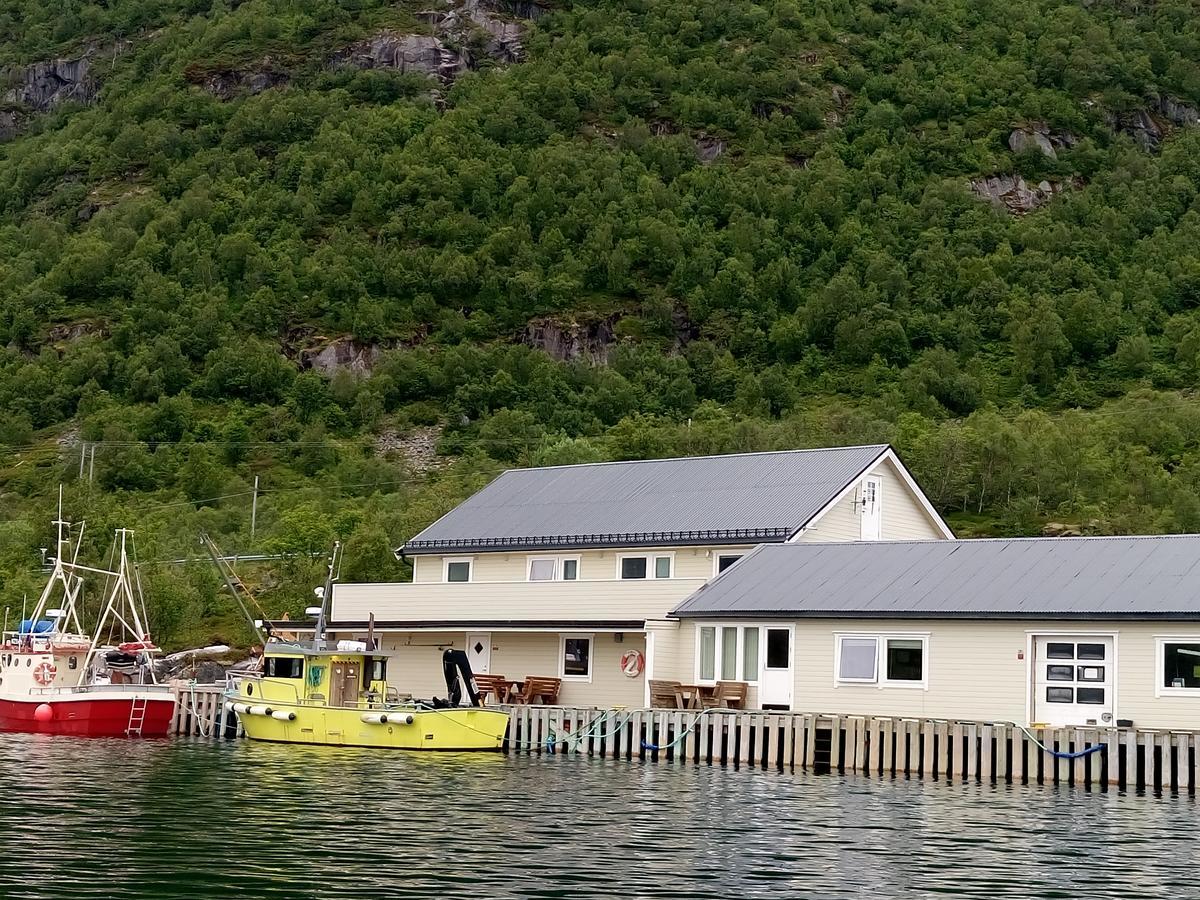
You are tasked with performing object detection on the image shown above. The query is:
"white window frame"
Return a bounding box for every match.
[616,552,674,580]
[559,633,594,682]
[442,557,474,583]
[834,632,930,690]
[693,622,761,685]
[712,553,744,578]
[1155,636,1200,698]
[526,555,582,582]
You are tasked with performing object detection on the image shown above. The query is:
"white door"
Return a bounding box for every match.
[758,627,794,710]
[1032,636,1115,726]
[466,633,491,675]
[860,476,882,540]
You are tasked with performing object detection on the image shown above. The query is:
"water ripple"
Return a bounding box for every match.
[0,736,1191,899]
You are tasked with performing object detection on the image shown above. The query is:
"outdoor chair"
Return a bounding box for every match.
[701,680,748,710]
[648,679,686,709]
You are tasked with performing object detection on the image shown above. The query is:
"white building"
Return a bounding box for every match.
[329,444,952,706]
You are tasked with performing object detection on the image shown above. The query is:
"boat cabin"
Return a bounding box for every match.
[244,643,394,709]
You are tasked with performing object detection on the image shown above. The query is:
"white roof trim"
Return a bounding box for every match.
[788,447,954,541]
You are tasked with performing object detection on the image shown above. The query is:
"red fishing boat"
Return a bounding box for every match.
[0,504,175,737]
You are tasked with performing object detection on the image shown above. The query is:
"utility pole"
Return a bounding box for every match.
[78,442,86,479]
[250,475,259,543]
[88,444,95,484]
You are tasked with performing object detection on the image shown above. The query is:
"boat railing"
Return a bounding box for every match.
[27,683,173,696]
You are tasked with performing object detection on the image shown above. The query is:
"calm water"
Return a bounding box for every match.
[0,736,1195,899]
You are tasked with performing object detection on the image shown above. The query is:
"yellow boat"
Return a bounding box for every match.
[221,541,508,751]
[227,641,509,750]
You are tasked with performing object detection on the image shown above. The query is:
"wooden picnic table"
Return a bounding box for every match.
[676,684,715,709]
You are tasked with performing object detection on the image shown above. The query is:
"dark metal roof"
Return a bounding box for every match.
[402,445,889,554]
[329,619,645,630]
[671,535,1200,619]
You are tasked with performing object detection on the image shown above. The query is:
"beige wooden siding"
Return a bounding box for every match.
[658,618,1200,730]
[406,545,755,584]
[333,578,706,623]
[874,458,945,539]
[343,629,645,708]
[795,457,944,543]
[797,491,860,541]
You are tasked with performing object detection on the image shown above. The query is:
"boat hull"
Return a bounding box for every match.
[0,693,176,738]
[234,700,509,751]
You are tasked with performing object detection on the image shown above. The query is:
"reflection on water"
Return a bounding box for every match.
[0,735,1194,899]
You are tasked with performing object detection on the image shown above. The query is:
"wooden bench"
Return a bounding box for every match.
[649,679,686,709]
[513,676,561,705]
[473,674,511,705]
[702,680,748,710]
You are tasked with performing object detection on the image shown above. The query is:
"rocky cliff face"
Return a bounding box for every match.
[299,336,385,376]
[970,174,1080,215]
[1007,122,1077,160]
[332,0,535,84]
[1105,95,1200,151]
[186,58,290,101]
[522,316,617,363]
[1,40,131,140]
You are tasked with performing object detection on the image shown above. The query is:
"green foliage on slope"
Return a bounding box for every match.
[0,0,1199,645]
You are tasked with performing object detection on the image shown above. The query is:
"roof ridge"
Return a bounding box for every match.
[495,443,890,476]
[769,533,1200,548]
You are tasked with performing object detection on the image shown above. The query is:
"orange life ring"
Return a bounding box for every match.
[620,649,644,678]
[33,661,57,686]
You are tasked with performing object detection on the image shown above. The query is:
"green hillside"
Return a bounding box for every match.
[1,0,1199,647]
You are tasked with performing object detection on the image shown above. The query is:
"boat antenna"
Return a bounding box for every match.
[313,541,341,652]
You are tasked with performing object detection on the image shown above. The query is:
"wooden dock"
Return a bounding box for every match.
[169,682,242,737]
[170,691,1197,795]
[502,706,1199,795]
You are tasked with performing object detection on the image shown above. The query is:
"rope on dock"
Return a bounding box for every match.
[1008,722,1105,759]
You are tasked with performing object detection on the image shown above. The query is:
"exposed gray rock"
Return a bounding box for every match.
[2,41,131,114]
[300,336,383,376]
[187,59,289,101]
[693,134,727,163]
[1156,95,1199,128]
[421,0,527,66]
[47,320,106,344]
[523,316,616,363]
[970,173,1079,215]
[1008,127,1056,159]
[331,31,467,84]
[1007,122,1079,160]
[0,108,23,141]
[486,0,549,20]
[1106,108,1165,151]
[375,425,446,472]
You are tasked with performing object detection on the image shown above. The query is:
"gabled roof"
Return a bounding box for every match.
[671,535,1200,620]
[402,444,895,554]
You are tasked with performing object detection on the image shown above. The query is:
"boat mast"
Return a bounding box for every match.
[313,541,342,651]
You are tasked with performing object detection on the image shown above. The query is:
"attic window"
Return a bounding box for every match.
[444,558,473,583]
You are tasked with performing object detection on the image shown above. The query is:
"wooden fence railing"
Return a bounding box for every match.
[502,706,1197,794]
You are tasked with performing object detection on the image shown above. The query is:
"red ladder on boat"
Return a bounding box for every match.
[126,697,148,736]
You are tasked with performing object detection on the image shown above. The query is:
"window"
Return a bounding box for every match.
[742,627,759,681]
[885,639,923,682]
[1046,642,1074,659]
[1077,643,1106,660]
[621,557,647,579]
[836,634,929,688]
[444,558,472,583]
[1047,687,1074,703]
[265,657,304,678]
[1159,640,1200,692]
[561,636,592,680]
[837,637,878,682]
[766,628,789,669]
[527,556,581,582]
[618,554,672,579]
[68,657,78,670]
[367,657,387,683]
[1077,687,1105,704]
[715,554,743,576]
[699,627,716,681]
[696,625,761,683]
